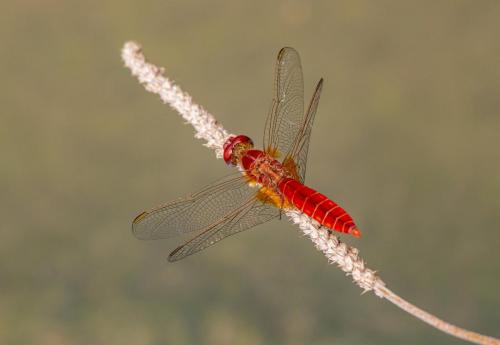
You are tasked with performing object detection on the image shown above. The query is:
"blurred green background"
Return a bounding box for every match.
[1,1,499,344]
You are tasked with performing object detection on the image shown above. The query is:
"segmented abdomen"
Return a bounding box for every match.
[278,177,360,236]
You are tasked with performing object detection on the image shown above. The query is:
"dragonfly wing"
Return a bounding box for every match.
[168,197,279,262]
[263,47,304,159]
[287,78,323,182]
[132,172,257,240]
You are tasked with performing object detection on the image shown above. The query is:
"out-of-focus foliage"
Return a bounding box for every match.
[1,1,499,344]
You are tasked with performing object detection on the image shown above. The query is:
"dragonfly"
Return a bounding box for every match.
[132,47,361,262]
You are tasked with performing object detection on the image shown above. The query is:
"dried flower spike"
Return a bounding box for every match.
[122,41,499,345]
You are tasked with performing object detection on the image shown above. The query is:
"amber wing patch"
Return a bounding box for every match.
[282,156,301,181]
[256,186,291,209]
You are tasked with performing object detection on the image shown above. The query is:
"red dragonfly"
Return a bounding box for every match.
[132,47,361,262]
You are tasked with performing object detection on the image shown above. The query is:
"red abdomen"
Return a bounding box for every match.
[278,178,361,237]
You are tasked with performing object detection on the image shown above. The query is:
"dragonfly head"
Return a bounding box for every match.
[223,135,254,166]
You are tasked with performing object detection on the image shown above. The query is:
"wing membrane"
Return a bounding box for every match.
[264,47,324,183]
[132,173,256,240]
[287,78,323,182]
[264,47,304,159]
[168,197,279,262]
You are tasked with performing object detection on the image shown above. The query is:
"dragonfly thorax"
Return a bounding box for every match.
[242,150,289,191]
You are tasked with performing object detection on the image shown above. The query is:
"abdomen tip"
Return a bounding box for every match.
[349,227,362,238]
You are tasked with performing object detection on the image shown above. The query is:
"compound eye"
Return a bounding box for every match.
[226,151,238,166]
[223,135,253,165]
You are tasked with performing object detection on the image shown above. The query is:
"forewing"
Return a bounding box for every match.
[132,172,256,240]
[286,78,323,182]
[168,197,279,262]
[264,47,304,159]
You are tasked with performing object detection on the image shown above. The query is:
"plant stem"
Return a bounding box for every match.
[121,41,500,345]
